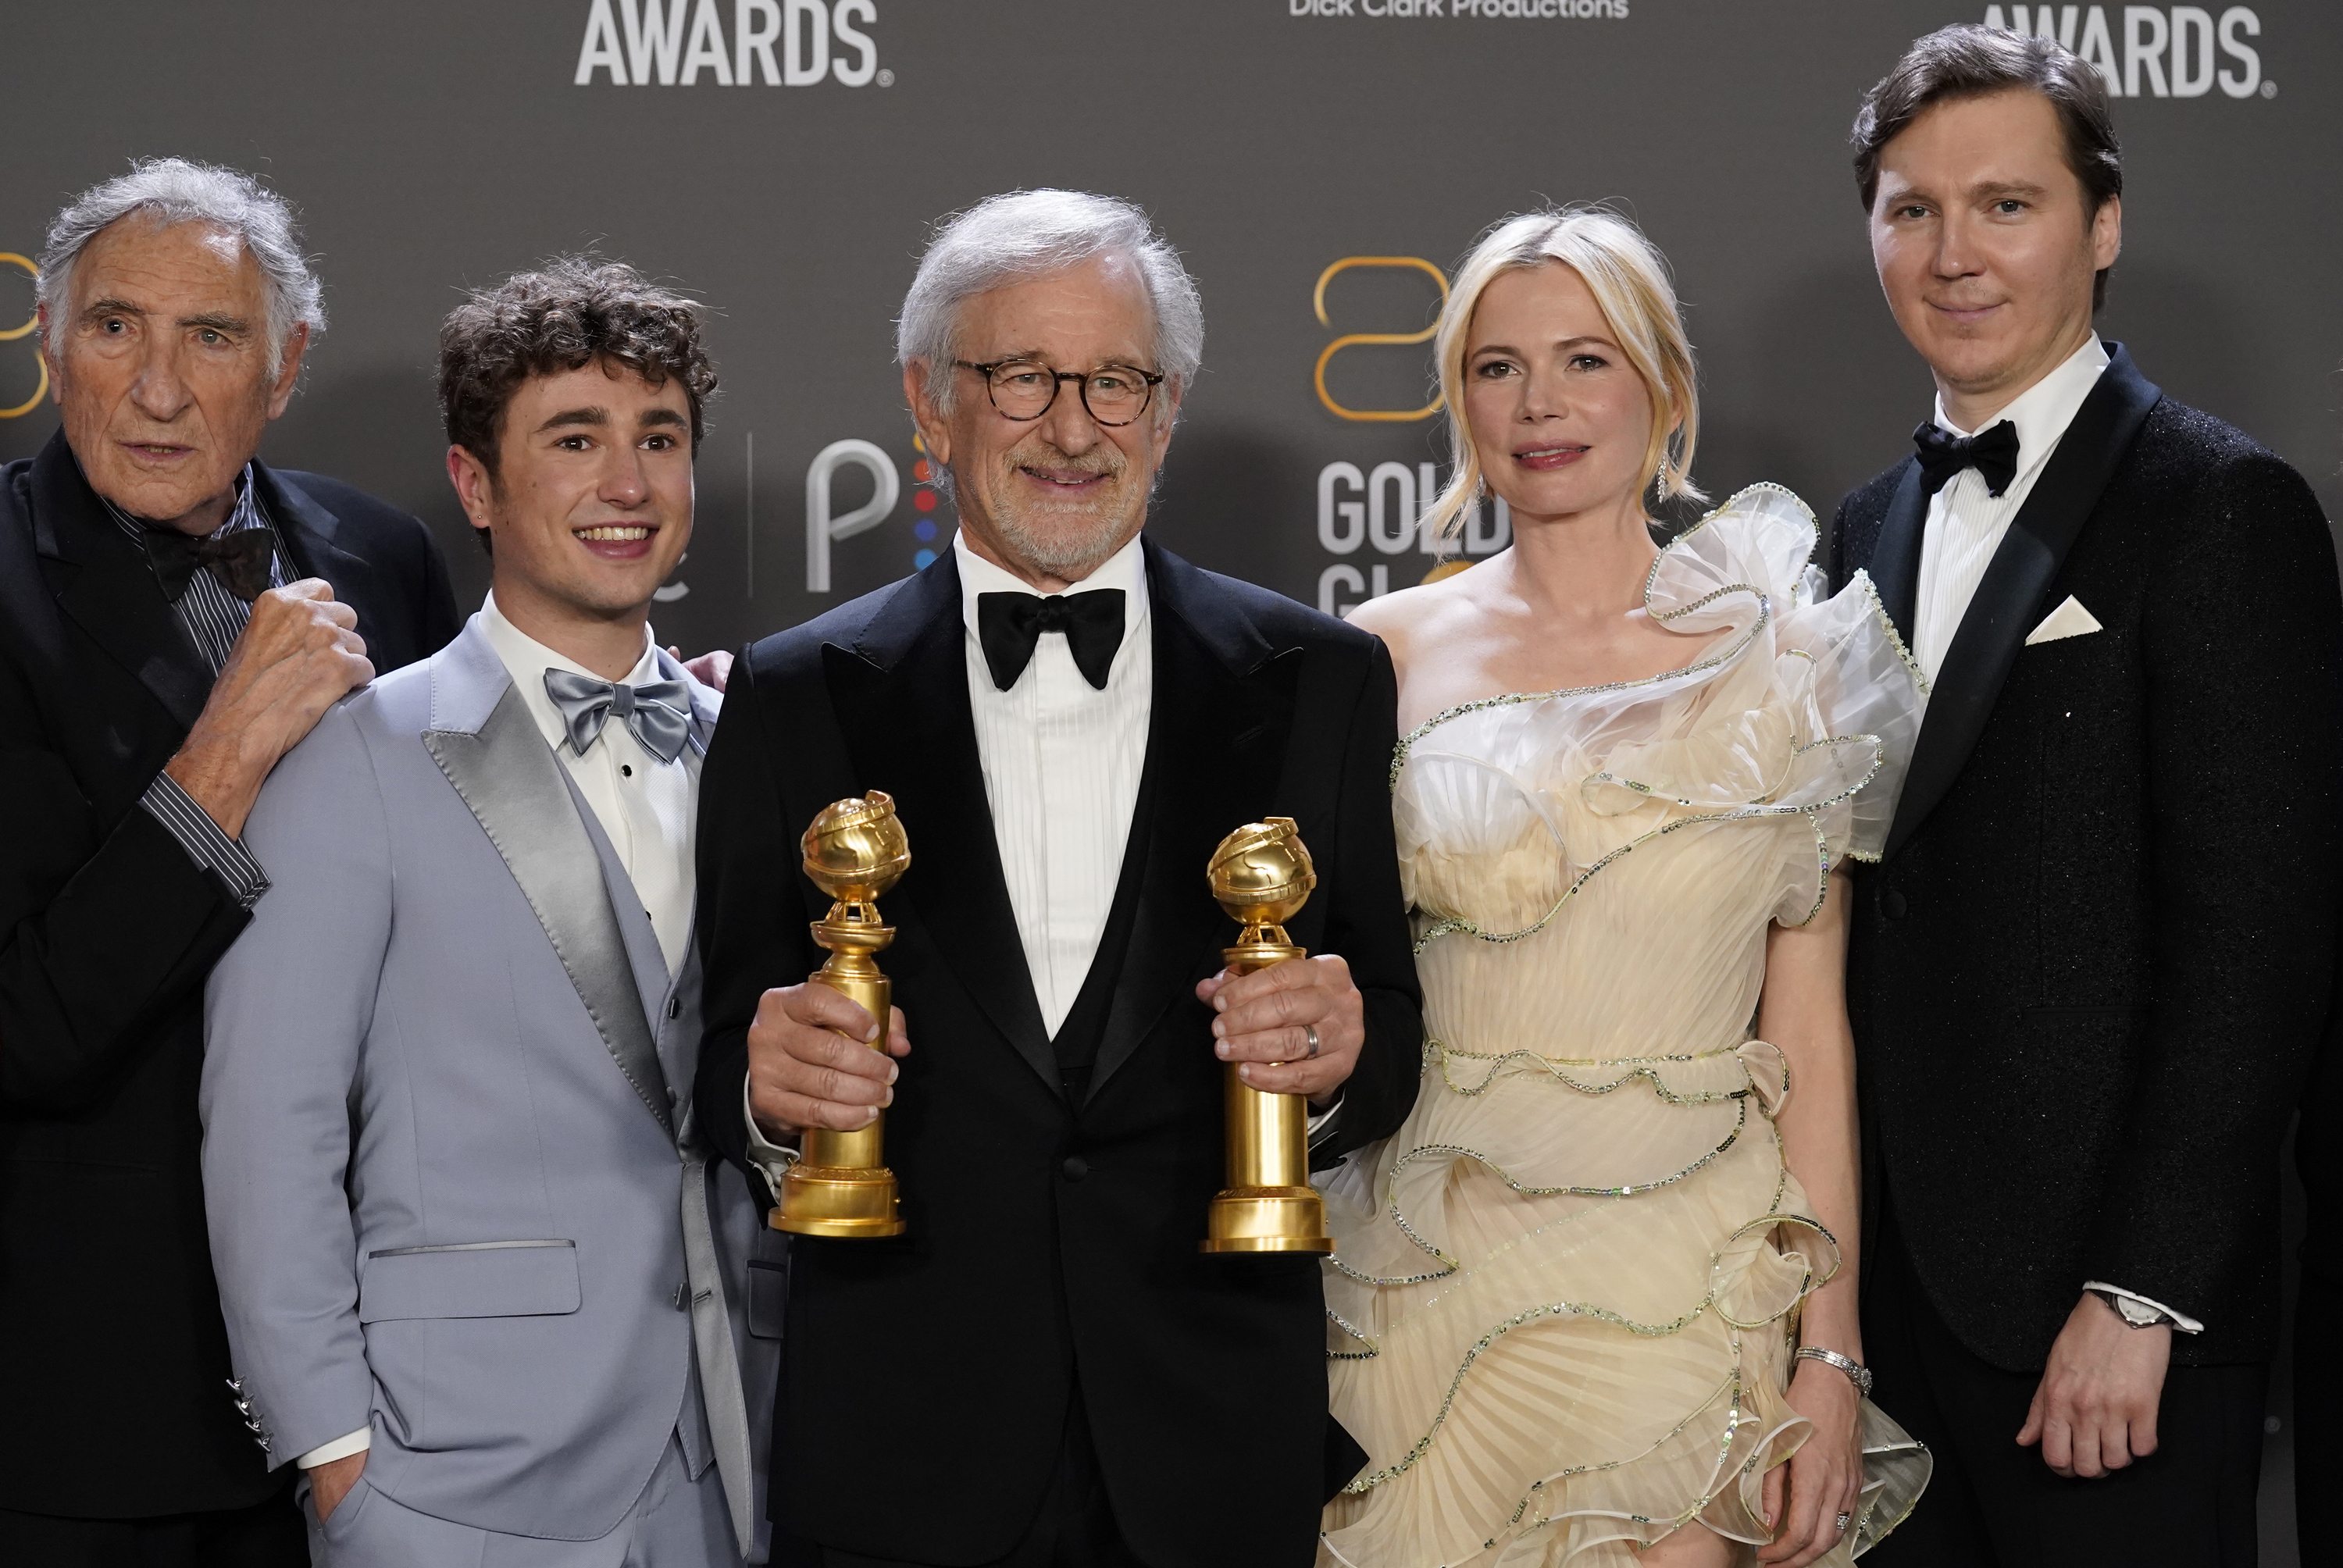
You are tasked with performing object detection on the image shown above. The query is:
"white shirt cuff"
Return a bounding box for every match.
[297,1427,372,1469]
[1305,1096,1342,1149]
[2083,1281,2205,1334]
[744,1075,798,1192]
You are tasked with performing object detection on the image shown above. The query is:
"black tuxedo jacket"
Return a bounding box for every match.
[0,429,460,1516]
[694,540,1423,1567]
[1831,345,2343,1372]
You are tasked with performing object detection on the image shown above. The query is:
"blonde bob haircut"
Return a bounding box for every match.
[1423,205,1703,545]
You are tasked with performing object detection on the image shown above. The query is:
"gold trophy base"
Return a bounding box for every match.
[773,1160,904,1238]
[1199,1186,1334,1254]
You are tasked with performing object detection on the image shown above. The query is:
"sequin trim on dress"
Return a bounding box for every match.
[1332,1206,1840,1499]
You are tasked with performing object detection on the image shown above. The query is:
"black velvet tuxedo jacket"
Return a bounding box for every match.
[1831,345,2343,1373]
[694,540,1424,1567]
[0,429,460,1516]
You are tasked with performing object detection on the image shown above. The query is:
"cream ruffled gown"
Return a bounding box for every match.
[1319,486,1933,1568]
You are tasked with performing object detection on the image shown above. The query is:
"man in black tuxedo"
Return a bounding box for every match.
[694,190,1423,1568]
[0,159,460,1564]
[1830,28,2343,1566]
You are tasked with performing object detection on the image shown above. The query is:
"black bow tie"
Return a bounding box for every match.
[976,590,1126,692]
[142,526,276,604]
[1912,419,2021,498]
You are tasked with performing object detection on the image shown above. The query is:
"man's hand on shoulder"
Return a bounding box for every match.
[669,646,733,692]
[166,579,373,837]
[746,982,911,1137]
[1196,953,1364,1107]
[2017,1292,2173,1477]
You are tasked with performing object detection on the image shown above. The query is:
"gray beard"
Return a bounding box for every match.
[987,498,1138,579]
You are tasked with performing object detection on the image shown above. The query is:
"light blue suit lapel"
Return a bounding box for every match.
[420,622,673,1140]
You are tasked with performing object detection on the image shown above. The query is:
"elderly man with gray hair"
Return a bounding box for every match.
[692,190,1425,1566]
[0,158,458,1564]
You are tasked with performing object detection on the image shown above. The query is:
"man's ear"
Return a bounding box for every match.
[2091,194,2124,272]
[1149,376,1185,465]
[904,360,951,467]
[446,443,496,546]
[36,306,60,406]
[264,323,311,419]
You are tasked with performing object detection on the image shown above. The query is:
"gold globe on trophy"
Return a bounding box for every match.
[772,791,911,1238]
[1199,817,1335,1255]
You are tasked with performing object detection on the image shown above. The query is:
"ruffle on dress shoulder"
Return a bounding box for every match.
[1395,484,1926,935]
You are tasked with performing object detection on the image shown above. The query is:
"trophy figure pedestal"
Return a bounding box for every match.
[772,793,910,1239]
[1198,928,1335,1256]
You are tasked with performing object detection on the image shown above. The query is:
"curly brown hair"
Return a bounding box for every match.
[438,255,719,479]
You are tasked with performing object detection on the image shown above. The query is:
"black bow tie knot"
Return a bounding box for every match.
[1912,419,2021,498]
[143,526,276,604]
[976,589,1127,692]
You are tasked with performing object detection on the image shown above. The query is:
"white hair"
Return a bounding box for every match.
[896,188,1204,418]
[37,158,326,376]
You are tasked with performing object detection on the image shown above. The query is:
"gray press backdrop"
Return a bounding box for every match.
[2,0,2334,1558]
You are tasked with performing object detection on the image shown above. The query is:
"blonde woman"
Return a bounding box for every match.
[1321,209,1932,1568]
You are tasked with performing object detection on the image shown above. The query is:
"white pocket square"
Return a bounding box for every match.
[2024,595,2102,646]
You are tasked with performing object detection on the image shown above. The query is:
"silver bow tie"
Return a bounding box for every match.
[542,669,694,764]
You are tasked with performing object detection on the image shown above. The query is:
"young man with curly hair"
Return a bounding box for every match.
[198,258,782,1567]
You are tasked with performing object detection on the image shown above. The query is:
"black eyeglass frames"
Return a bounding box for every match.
[954,358,1166,426]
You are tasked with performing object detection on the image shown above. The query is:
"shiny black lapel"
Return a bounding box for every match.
[1087,543,1295,1104]
[1868,462,1928,643]
[1885,344,2162,861]
[254,464,397,646]
[826,552,1057,1092]
[27,430,209,732]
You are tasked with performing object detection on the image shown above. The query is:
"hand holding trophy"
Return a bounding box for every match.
[772,791,911,1238]
[1200,817,1336,1255]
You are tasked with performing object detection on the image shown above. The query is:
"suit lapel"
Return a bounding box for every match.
[1868,461,1928,644]
[828,554,1057,1093]
[1087,544,1293,1104]
[1885,344,2163,860]
[254,463,395,639]
[29,431,210,732]
[422,625,674,1139]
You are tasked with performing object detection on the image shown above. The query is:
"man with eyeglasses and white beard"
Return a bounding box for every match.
[692,190,1425,1568]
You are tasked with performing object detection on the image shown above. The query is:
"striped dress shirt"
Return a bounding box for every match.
[106,464,287,910]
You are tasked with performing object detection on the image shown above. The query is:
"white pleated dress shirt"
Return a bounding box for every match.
[955,529,1153,1035]
[1910,334,2108,683]
[1907,337,2201,1335]
[299,597,701,1471]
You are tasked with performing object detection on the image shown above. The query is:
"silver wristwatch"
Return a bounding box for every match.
[2088,1288,2172,1329]
[1793,1345,1874,1397]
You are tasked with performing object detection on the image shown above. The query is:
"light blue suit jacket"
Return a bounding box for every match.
[201,618,781,1552]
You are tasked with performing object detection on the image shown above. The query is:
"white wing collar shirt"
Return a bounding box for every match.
[1909,334,2201,1336]
[955,527,1153,1037]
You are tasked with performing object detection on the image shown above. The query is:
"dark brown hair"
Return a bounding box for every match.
[1853,24,2123,308]
[438,255,718,479]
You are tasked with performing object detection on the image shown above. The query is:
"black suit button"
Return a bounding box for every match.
[1882,889,1909,920]
[1060,1155,1089,1182]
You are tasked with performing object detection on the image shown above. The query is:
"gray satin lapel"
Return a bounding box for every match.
[561,767,677,1046]
[683,1156,757,1552]
[425,688,674,1138]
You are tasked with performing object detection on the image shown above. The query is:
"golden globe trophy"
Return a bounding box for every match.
[772,791,910,1238]
[1200,817,1336,1255]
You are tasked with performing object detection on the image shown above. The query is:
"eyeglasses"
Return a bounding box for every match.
[954,358,1165,426]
